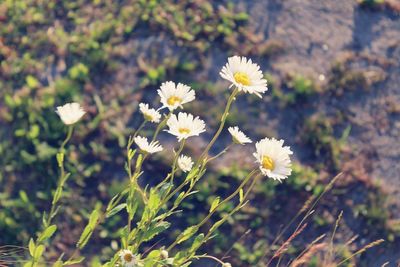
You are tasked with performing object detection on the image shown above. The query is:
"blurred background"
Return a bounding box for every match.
[1,0,400,266]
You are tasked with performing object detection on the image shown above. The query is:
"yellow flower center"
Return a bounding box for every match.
[179,128,191,134]
[262,155,274,171]
[167,95,182,106]
[124,253,133,262]
[144,113,153,121]
[234,72,251,86]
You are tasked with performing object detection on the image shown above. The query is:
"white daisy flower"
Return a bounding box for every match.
[56,102,86,125]
[158,81,195,111]
[166,112,206,141]
[134,136,163,154]
[177,155,194,172]
[253,137,293,182]
[139,103,161,123]
[119,249,138,267]
[220,56,268,98]
[228,126,252,145]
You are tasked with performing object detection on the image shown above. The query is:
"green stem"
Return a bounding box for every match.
[30,126,74,267]
[205,143,233,163]
[165,140,185,191]
[197,88,238,163]
[204,173,260,241]
[47,126,73,226]
[133,121,147,138]
[60,126,73,152]
[167,169,257,252]
[193,255,225,266]
[152,112,171,142]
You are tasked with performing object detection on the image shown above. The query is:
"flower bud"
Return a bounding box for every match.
[160,249,169,259]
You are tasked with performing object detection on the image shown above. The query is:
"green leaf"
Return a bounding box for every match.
[60,172,71,185]
[19,190,29,203]
[38,224,57,242]
[128,148,136,160]
[177,226,199,244]
[184,167,199,182]
[209,197,220,213]
[174,192,185,207]
[209,218,225,233]
[127,200,138,220]
[64,256,85,265]
[77,226,93,249]
[53,253,64,267]
[89,210,99,227]
[135,154,143,169]
[106,203,126,218]
[107,193,121,211]
[26,75,40,89]
[144,250,161,267]
[190,233,204,252]
[52,187,63,205]
[27,124,40,139]
[28,238,35,256]
[149,189,160,208]
[141,221,170,242]
[34,244,45,259]
[56,152,64,167]
[180,262,192,267]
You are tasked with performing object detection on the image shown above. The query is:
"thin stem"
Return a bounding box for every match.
[203,173,260,242]
[194,255,225,266]
[133,121,147,138]
[198,169,257,228]
[30,126,74,267]
[47,126,74,226]
[126,153,147,246]
[206,143,233,163]
[152,112,171,142]
[197,88,238,164]
[168,140,185,188]
[167,169,257,252]
[257,173,342,265]
[327,210,343,263]
[337,239,384,266]
[158,162,206,209]
[60,126,73,152]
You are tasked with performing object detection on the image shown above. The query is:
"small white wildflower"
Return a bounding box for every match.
[158,81,195,111]
[56,102,86,125]
[139,103,161,123]
[134,136,163,154]
[228,126,252,145]
[253,137,293,181]
[177,155,193,172]
[220,55,268,98]
[119,249,138,267]
[166,112,206,141]
[222,263,232,267]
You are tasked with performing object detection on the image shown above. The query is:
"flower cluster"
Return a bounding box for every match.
[55,56,292,181]
[52,55,293,267]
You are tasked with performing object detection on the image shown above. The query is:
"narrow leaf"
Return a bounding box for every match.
[64,256,85,265]
[28,238,35,256]
[106,203,126,218]
[209,197,220,213]
[38,224,57,242]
